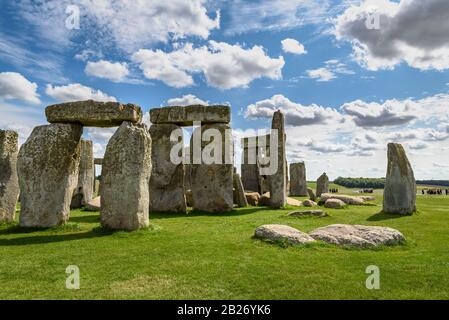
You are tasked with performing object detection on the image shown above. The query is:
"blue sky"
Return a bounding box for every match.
[1,0,449,180]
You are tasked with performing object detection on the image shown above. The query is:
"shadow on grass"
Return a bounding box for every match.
[151,206,264,219]
[367,211,412,221]
[0,226,115,246]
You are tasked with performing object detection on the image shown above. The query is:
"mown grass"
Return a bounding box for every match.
[0,191,448,300]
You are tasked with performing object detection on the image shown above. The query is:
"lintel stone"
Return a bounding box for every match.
[150,105,230,126]
[46,100,142,127]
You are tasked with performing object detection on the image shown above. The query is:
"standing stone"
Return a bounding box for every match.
[149,124,186,213]
[307,188,316,201]
[233,173,248,207]
[269,111,286,208]
[383,143,416,215]
[101,122,152,230]
[18,124,82,227]
[316,173,329,197]
[190,124,233,212]
[0,130,19,223]
[290,162,308,196]
[71,140,95,209]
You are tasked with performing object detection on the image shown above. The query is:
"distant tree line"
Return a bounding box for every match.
[334,177,449,188]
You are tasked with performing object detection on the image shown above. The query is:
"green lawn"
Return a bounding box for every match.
[1,191,448,300]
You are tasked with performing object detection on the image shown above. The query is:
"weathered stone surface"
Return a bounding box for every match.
[383,143,416,215]
[319,193,365,206]
[150,105,230,126]
[290,162,307,196]
[307,188,316,201]
[46,100,142,127]
[94,158,103,165]
[233,173,248,207]
[185,189,193,207]
[241,164,259,193]
[288,210,327,217]
[324,198,347,209]
[303,199,317,207]
[71,140,95,209]
[101,122,151,231]
[360,195,376,201]
[269,111,287,208]
[245,192,260,206]
[287,197,302,207]
[149,124,186,213]
[0,130,19,223]
[190,124,233,212]
[18,124,82,227]
[85,196,101,211]
[316,173,329,197]
[255,224,315,245]
[309,224,405,247]
[259,192,271,206]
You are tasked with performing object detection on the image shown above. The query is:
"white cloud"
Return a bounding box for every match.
[335,0,449,70]
[306,59,354,82]
[15,0,220,53]
[132,41,285,89]
[45,84,117,102]
[306,68,336,82]
[0,72,40,104]
[85,60,129,82]
[245,94,344,126]
[167,94,209,106]
[281,38,307,55]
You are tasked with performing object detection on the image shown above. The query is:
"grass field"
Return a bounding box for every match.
[1,188,448,300]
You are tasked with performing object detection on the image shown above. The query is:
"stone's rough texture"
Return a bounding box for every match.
[86,196,101,211]
[255,224,315,245]
[303,199,317,207]
[149,124,186,213]
[324,198,347,209]
[18,124,82,227]
[259,192,271,206]
[309,224,405,247]
[101,122,151,231]
[94,158,103,165]
[319,193,365,206]
[71,140,95,209]
[241,164,259,193]
[307,188,316,201]
[269,111,287,208]
[185,190,193,207]
[0,130,20,222]
[184,163,192,190]
[290,162,308,196]
[46,100,142,127]
[287,197,302,207]
[316,173,329,197]
[233,174,248,207]
[383,143,417,215]
[245,192,260,206]
[150,105,231,126]
[190,124,233,213]
[288,210,328,217]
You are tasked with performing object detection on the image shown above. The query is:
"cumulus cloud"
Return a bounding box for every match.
[0,72,40,104]
[341,99,418,127]
[306,60,354,82]
[335,0,449,70]
[14,0,220,53]
[166,94,209,106]
[132,41,285,89]
[281,38,307,55]
[245,94,344,126]
[45,84,117,103]
[85,60,129,82]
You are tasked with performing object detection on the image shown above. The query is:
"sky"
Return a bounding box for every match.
[0,0,449,180]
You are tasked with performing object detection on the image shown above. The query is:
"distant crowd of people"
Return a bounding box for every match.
[422,189,449,195]
[358,189,374,194]
[329,188,339,193]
